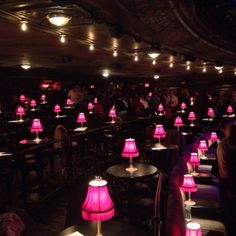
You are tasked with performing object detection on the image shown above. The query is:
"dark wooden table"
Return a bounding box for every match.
[58,221,149,236]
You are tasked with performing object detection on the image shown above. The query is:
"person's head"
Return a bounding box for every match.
[217,119,234,139]
[228,121,236,147]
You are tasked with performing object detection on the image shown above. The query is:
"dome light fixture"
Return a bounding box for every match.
[47,14,71,27]
[21,64,31,70]
[148,46,160,59]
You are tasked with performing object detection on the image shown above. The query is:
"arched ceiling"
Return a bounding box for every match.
[0,0,235,85]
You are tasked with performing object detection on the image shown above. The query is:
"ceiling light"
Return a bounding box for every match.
[214,65,223,70]
[134,55,139,62]
[148,46,160,59]
[152,60,156,65]
[21,64,31,70]
[202,67,207,73]
[60,34,66,43]
[113,49,118,57]
[89,43,94,51]
[102,69,110,77]
[154,74,160,79]
[47,14,71,27]
[169,62,174,68]
[20,21,28,31]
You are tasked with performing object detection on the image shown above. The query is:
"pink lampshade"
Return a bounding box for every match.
[19,95,25,102]
[30,99,36,107]
[186,222,202,236]
[181,102,186,109]
[174,116,184,126]
[207,107,214,116]
[121,138,139,158]
[77,113,86,123]
[31,119,43,133]
[87,102,94,110]
[198,140,208,151]
[158,103,164,112]
[109,108,116,118]
[188,112,196,121]
[153,124,166,138]
[181,174,197,192]
[227,105,233,113]
[82,177,114,221]
[189,153,200,166]
[54,104,61,112]
[209,132,218,142]
[66,98,73,106]
[94,98,98,104]
[16,106,25,115]
[41,94,46,101]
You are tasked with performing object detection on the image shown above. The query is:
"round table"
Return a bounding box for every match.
[58,221,149,236]
[106,163,158,179]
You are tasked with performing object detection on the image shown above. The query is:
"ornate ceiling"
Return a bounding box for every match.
[0,0,235,85]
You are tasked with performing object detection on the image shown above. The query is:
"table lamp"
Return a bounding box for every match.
[227,105,234,116]
[190,97,194,106]
[82,176,114,236]
[188,111,196,127]
[109,107,116,123]
[19,94,25,103]
[158,103,164,116]
[198,140,208,160]
[16,106,25,122]
[122,138,139,172]
[185,222,202,236]
[54,104,61,117]
[208,132,218,147]
[88,102,94,114]
[31,119,43,142]
[181,102,186,113]
[30,99,37,111]
[207,107,214,121]
[174,116,184,131]
[189,153,200,176]
[153,124,166,148]
[66,98,73,107]
[41,94,47,104]
[94,98,98,104]
[181,174,197,206]
[76,112,87,131]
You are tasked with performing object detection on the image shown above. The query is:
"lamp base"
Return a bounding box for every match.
[89,111,93,114]
[34,137,42,143]
[74,127,87,132]
[152,143,166,150]
[158,112,163,116]
[125,165,138,172]
[19,119,24,122]
[200,155,208,160]
[191,171,199,176]
[184,199,196,206]
[110,120,116,124]
[189,123,195,127]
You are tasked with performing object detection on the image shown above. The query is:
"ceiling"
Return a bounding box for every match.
[0,0,236,85]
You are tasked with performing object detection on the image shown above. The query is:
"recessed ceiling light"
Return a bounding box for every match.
[47,14,71,27]
[21,64,31,70]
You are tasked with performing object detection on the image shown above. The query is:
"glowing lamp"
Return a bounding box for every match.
[158,103,164,116]
[190,97,194,106]
[189,153,200,176]
[82,177,114,236]
[207,107,214,120]
[19,95,25,103]
[16,106,25,121]
[188,111,196,127]
[186,222,202,236]
[66,98,73,107]
[30,99,37,111]
[54,104,61,117]
[94,98,98,104]
[227,105,234,116]
[88,102,94,114]
[41,94,47,104]
[181,174,197,206]
[208,132,218,147]
[153,124,166,148]
[181,102,186,113]
[122,138,139,172]
[198,140,208,160]
[75,113,87,131]
[109,107,116,123]
[174,116,184,131]
[148,92,152,97]
[31,119,43,142]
